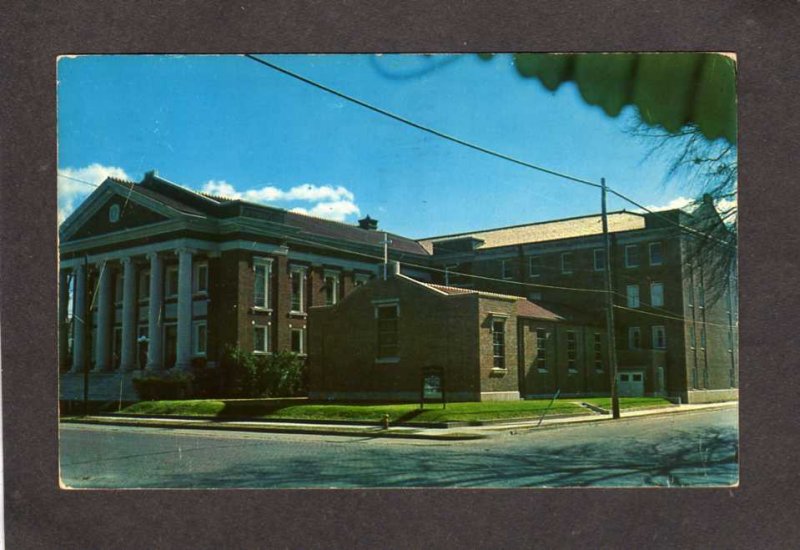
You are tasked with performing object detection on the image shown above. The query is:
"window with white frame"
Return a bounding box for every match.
[652,325,666,349]
[529,255,542,278]
[324,270,340,306]
[291,327,305,355]
[628,326,641,350]
[593,333,603,371]
[626,284,640,308]
[593,249,605,271]
[649,242,663,266]
[698,285,705,308]
[650,282,664,307]
[354,273,371,287]
[501,259,513,280]
[253,258,272,309]
[625,244,640,268]
[566,330,577,371]
[290,266,306,313]
[492,317,506,369]
[193,262,208,294]
[165,265,179,297]
[193,321,207,356]
[139,269,150,301]
[376,303,399,358]
[253,325,270,354]
[535,328,547,371]
[561,252,573,274]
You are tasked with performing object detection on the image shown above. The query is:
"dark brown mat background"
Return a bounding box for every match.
[2,1,798,548]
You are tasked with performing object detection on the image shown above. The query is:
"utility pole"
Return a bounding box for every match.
[381,232,392,280]
[601,177,621,419]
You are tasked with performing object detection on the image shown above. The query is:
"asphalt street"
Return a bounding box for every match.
[60,406,738,488]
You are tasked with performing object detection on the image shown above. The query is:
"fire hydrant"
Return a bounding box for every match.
[382,413,390,430]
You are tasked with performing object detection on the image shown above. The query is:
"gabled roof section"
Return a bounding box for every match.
[420,282,563,321]
[59,177,205,241]
[419,211,647,252]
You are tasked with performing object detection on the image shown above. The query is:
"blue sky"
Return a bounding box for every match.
[58,54,697,237]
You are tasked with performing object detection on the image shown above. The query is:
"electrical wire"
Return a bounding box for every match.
[244,54,736,249]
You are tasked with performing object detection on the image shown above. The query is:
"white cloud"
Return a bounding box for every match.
[201,180,361,222]
[643,196,695,212]
[58,163,130,224]
[642,195,737,219]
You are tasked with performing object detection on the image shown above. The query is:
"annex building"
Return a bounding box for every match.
[59,172,737,404]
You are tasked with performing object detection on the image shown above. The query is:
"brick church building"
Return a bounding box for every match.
[59,171,737,404]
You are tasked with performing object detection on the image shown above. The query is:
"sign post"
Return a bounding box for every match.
[420,366,446,410]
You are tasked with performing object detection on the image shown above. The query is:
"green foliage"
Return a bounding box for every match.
[217,347,307,398]
[122,397,674,422]
[132,371,193,401]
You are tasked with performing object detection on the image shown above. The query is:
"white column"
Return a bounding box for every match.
[146,252,163,371]
[174,248,193,371]
[93,261,112,372]
[119,257,138,370]
[70,263,86,373]
[59,269,70,371]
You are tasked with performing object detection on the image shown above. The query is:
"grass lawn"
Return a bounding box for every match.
[121,396,673,424]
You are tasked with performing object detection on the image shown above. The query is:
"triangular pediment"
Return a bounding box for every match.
[60,179,182,242]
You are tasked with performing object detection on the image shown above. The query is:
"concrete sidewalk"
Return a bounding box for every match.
[61,401,738,441]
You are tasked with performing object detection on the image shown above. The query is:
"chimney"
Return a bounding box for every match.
[358,215,379,230]
[392,261,401,275]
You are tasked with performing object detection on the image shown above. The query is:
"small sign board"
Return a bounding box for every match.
[420,366,446,409]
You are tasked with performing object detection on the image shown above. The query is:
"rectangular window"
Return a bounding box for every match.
[700,326,706,349]
[649,242,663,266]
[626,284,640,308]
[561,252,573,274]
[535,328,547,371]
[698,285,706,308]
[625,245,640,268]
[652,325,666,349]
[566,331,577,371]
[165,266,179,298]
[492,318,506,369]
[628,326,641,350]
[689,323,696,349]
[376,303,399,358]
[253,325,269,354]
[139,270,150,301]
[290,267,306,313]
[593,249,605,271]
[354,273,370,287]
[253,258,272,309]
[324,271,340,306]
[650,282,664,307]
[529,256,541,278]
[501,260,513,280]
[593,333,603,371]
[291,327,305,355]
[528,291,542,301]
[193,321,207,356]
[193,262,208,294]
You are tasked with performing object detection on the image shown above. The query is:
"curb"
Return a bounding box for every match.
[496,402,739,433]
[60,417,486,441]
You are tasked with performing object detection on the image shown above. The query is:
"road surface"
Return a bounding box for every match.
[60,406,738,488]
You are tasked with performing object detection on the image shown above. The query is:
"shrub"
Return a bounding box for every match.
[218,347,307,398]
[132,371,193,401]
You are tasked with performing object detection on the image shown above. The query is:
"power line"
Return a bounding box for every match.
[58,173,101,188]
[243,54,602,190]
[243,54,735,250]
